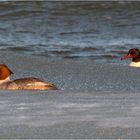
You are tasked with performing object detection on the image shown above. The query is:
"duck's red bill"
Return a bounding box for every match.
[121,54,132,60]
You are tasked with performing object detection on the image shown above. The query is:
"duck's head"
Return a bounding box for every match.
[0,64,13,80]
[121,48,140,61]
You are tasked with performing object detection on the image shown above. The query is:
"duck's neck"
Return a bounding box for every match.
[132,53,140,62]
[0,76,11,84]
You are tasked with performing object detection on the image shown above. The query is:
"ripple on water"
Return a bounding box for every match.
[0,1,139,65]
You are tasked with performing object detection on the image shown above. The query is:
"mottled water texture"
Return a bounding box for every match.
[0,1,140,64]
[0,52,140,138]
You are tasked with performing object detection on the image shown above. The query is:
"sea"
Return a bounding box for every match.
[0,1,140,65]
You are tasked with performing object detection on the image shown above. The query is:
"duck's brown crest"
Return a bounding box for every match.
[0,64,13,80]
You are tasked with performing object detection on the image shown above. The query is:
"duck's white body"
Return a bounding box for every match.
[129,61,140,67]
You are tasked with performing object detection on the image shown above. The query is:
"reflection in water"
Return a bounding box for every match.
[0,1,139,64]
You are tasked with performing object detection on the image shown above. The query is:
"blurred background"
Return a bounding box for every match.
[0,1,139,65]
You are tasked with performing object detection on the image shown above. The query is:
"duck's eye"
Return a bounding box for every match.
[130,52,135,55]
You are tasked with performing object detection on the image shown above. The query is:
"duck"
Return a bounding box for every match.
[0,64,58,90]
[121,48,140,67]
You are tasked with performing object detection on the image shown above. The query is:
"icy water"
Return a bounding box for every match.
[0,1,140,64]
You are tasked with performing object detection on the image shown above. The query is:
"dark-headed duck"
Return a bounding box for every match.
[121,48,140,67]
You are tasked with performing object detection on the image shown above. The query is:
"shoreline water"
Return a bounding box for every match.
[0,51,138,92]
[0,52,139,138]
[0,90,140,139]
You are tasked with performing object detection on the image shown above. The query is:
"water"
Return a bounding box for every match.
[0,1,140,64]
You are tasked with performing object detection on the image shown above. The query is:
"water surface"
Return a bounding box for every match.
[0,1,139,64]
